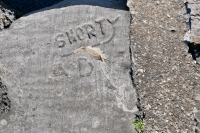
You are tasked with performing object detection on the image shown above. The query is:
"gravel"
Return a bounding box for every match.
[128,0,198,132]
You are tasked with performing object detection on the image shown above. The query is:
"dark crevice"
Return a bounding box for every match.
[129,43,145,121]
[187,41,200,64]
[195,118,199,133]
[129,14,145,122]
[185,2,192,30]
[188,43,200,61]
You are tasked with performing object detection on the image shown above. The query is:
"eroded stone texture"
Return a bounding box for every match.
[128,0,197,132]
[184,1,200,132]
[0,5,137,133]
[184,0,200,64]
[187,0,200,37]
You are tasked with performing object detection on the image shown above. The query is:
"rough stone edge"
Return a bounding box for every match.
[183,1,200,130]
[0,1,138,131]
[127,0,145,132]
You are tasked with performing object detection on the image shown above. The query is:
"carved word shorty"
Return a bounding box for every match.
[55,16,119,47]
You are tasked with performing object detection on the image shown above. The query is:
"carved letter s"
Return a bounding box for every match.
[55,33,66,47]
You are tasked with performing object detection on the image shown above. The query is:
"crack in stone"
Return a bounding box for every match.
[129,14,145,122]
[0,78,11,114]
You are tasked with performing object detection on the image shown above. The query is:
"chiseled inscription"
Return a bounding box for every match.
[55,16,120,47]
[78,58,94,77]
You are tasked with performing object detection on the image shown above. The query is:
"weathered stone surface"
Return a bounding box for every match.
[184,0,200,64]
[185,1,200,132]
[187,0,200,37]
[128,0,197,132]
[186,0,200,64]
[196,93,200,101]
[0,5,137,133]
[194,111,200,122]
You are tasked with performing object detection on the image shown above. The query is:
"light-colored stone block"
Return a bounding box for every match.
[0,5,137,133]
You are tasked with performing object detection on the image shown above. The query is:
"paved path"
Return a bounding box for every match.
[128,0,198,132]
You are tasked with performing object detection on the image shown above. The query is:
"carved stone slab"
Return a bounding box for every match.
[0,5,137,133]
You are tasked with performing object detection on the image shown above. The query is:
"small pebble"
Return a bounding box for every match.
[0,119,7,125]
[195,93,200,101]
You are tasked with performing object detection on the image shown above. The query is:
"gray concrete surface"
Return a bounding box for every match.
[128,0,197,132]
[0,5,137,133]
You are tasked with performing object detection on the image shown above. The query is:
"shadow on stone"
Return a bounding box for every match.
[188,43,200,63]
[185,2,192,30]
[1,0,128,16]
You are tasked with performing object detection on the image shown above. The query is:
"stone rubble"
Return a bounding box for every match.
[0,5,15,30]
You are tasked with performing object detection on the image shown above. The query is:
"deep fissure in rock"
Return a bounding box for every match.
[129,14,145,122]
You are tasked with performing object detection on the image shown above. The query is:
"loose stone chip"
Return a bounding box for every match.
[74,46,106,63]
[190,36,200,45]
[195,93,200,101]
